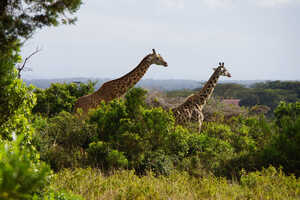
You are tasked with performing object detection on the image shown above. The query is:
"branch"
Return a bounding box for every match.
[17,47,41,79]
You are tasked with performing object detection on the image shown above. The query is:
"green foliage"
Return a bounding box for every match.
[0,73,36,143]
[34,88,196,174]
[239,89,286,111]
[165,126,189,159]
[0,0,82,54]
[141,150,175,176]
[87,141,128,169]
[189,81,300,113]
[213,83,248,98]
[274,101,300,127]
[33,111,97,171]
[1,0,83,128]
[124,87,147,117]
[254,80,300,98]
[0,136,51,200]
[0,45,35,131]
[261,102,300,175]
[33,81,95,117]
[87,88,177,174]
[34,190,84,200]
[32,85,300,179]
[0,0,83,141]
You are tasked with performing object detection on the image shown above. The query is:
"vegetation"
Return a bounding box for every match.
[32,81,96,117]
[0,0,83,127]
[167,81,300,113]
[0,0,82,54]
[1,1,300,199]
[1,78,300,199]
[32,86,300,176]
[50,167,300,200]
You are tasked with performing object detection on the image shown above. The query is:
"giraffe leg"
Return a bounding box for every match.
[198,111,204,133]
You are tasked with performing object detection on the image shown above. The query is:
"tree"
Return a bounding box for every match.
[16,48,41,79]
[213,83,247,98]
[261,102,300,175]
[0,0,82,54]
[0,0,82,126]
[32,81,96,117]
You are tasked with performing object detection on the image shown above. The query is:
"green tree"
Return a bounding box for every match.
[0,0,82,54]
[0,0,82,127]
[32,81,95,117]
[261,102,300,175]
[0,68,36,142]
[213,83,248,98]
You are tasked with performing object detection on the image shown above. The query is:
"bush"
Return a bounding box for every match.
[0,73,36,144]
[260,102,300,175]
[87,141,128,169]
[33,87,300,178]
[87,88,178,174]
[141,150,175,175]
[33,111,97,171]
[33,81,96,117]
[0,136,51,200]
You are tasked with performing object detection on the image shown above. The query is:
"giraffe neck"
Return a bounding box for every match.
[118,55,152,88]
[196,69,221,105]
[94,54,153,99]
[173,69,221,112]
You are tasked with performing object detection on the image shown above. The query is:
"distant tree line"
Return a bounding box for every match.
[187,81,300,113]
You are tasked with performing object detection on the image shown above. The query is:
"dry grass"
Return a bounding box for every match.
[50,167,300,200]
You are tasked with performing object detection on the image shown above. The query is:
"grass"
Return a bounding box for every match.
[50,167,300,200]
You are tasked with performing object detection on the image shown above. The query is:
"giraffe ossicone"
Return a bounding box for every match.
[74,49,168,114]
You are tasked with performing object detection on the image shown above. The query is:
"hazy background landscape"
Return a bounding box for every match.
[24,78,263,90]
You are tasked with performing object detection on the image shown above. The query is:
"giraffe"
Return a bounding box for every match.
[74,49,168,114]
[171,62,231,132]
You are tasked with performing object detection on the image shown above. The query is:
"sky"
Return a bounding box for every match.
[21,0,300,81]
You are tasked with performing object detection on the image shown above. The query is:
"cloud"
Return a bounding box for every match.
[255,0,296,7]
[159,0,185,9]
[201,0,235,8]
[197,0,299,8]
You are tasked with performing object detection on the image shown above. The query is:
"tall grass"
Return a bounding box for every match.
[50,167,300,200]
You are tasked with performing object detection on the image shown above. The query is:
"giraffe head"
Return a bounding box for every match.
[213,62,231,77]
[148,49,168,67]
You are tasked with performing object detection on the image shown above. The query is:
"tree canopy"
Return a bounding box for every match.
[0,0,82,129]
[0,0,82,53]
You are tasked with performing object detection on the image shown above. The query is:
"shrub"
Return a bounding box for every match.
[87,88,178,174]
[260,101,300,175]
[33,111,97,171]
[32,81,96,117]
[0,136,51,200]
[0,74,36,144]
[87,141,128,169]
[141,150,175,175]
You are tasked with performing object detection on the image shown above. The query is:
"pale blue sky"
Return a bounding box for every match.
[22,0,300,80]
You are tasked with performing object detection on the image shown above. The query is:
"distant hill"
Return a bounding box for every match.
[23,77,265,91]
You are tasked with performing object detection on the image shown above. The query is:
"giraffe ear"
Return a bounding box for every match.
[213,68,217,71]
[152,49,156,55]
